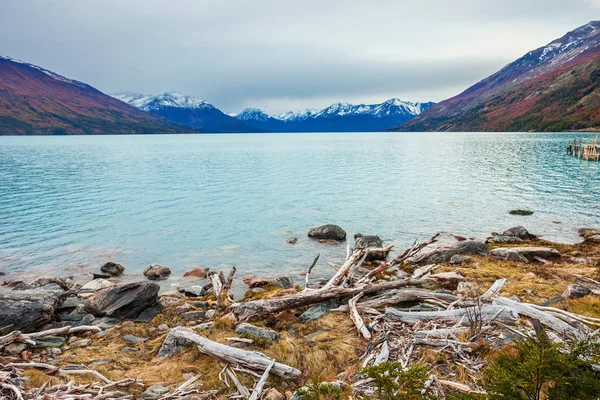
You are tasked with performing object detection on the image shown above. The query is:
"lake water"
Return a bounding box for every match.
[1,133,599,288]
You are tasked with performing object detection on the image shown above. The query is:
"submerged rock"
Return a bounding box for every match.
[100,262,125,277]
[406,240,489,265]
[509,209,534,216]
[84,281,159,319]
[143,264,171,280]
[183,267,207,279]
[308,224,346,241]
[235,322,279,342]
[502,226,535,239]
[0,284,64,332]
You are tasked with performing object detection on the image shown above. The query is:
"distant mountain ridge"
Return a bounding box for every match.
[0,55,190,135]
[236,98,434,132]
[395,21,600,132]
[113,92,257,133]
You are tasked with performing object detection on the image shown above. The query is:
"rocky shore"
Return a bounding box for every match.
[1,224,599,399]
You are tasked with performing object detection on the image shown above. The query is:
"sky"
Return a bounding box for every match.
[0,1,598,114]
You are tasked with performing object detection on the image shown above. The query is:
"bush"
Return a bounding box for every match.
[360,362,432,400]
[482,332,600,400]
[294,381,343,400]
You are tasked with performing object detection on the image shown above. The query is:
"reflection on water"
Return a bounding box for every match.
[0,132,598,284]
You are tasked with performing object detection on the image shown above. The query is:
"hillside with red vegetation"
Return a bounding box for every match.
[0,56,192,135]
[395,21,600,132]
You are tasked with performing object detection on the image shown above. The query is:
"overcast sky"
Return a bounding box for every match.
[1,1,598,114]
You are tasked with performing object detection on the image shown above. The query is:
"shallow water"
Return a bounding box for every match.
[0,132,599,286]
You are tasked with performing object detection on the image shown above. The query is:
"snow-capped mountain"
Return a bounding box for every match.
[114,92,256,133]
[235,99,434,132]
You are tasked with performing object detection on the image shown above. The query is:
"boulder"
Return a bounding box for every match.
[449,255,470,265]
[178,285,205,297]
[490,248,529,263]
[308,224,346,241]
[491,247,560,262]
[81,278,113,292]
[100,262,125,277]
[501,226,535,239]
[487,236,523,244]
[354,233,387,260]
[143,264,171,280]
[243,277,270,288]
[0,284,64,332]
[406,240,490,265]
[30,276,79,291]
[183,268,207,279]
[84,282,160,319]
[271,276,294,289]
[298,299,341,322]
[235,322,279,342]
[563,284,591,299]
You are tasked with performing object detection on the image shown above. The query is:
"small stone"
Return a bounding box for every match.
[179,285,205,297]
[456,282,475,295]
[181,311,205,320]
[121,347,140,353]
[449,255,470,265]
[158,324,169,331]
[5,343,28,355]
[263,388,285,400]
[205,309,216,319]
[70,339,92,348]
[235,323,279,341]
[298,299,340,322]
[251,287,266,294]
[176,304,191,313]
[143,385,169,399]
[149,327,156,333]
[563,284,592,299]
[81,278,113,292]
[194,322,213,330]
[100,262,125,277]
[122,321,135,328]
[51,348,62,355]
[143,264,171,281]
[276,288,297,297]
[122,334,148,345]
[271,276,294,289]
[184,268,207,279]
[569,257,589,264]
[32,336,66,348]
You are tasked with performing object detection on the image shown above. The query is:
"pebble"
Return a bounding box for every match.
[70,339,92,348]
[158,324,169,331]
[122,334,148,345]
[143,384,170,399]
[122,321,135,328]
[176,304,191,313]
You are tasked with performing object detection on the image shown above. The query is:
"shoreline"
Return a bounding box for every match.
[1,224,599,399]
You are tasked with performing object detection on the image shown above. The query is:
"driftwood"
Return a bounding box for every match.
[248,359,275,400]
[348,293,371,340]
[573,274,600,295]
[322,249,364,289]
[304,254,320,289]
[385,305,519,326]
[0,325,101,348]
[332,289,459,312]
[159,328,301,379]
[232,278,429,320]
[210,273,224,308]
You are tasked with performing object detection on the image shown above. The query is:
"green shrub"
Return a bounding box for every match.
[295,381,343,400]
[360,362,432,400]
[482,332,600,400]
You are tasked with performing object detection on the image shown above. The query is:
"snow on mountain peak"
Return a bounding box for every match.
[236,108,272,122]
[112,92,213,111]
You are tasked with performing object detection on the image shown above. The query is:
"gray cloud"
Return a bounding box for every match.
[0,0,596,113]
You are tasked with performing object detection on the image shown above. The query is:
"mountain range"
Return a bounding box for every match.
[114,93,434,133]
[0,55,190,135]
[395,21,600,132]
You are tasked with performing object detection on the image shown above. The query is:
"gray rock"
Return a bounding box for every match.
[205,310,216,320]
[194,322,214,330]
[5,342,28,354]
[31,336,67,348]
[136,306,162,323]
[181,311,206,320]
[121,347,140,353]
[176,304,191,313]
[563,284,592,299]
[144,264,171,281]
[81,279,113,292]
[100,262,125,277]
[123,334,148,345]
[449,255,470,264]
[235,323,279,341]
[58,296,84,311]
[179,285,205,297]
[569,257,589,264]
[491,248,529,263]
[308,224,346,241]
[491,247,560,262]
[51,347,62,355]
[30,276,78,290]
[354,234,387,260]
[456,282,475,295]
[271,276,294,289]
[406,240,490,265]
[501,226,534,239]
[84,282,159,319]
[143,385,169,399]
[487,235,523,244]
[70,339,92,348]
[298,299,341,322]
[0,284,64,333]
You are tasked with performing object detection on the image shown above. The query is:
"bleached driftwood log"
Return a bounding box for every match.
[158,328,301,379]
[332,289,459,312]
[385,305,519,326]
[232,278,430,320]
[0,325,101,348]
[348,293,371,340]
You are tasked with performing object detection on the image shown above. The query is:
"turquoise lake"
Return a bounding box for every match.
[0,133,599,287]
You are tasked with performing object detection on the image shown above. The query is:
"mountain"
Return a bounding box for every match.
[113,92,257,133]
[236,99,434,132]
[0,55,190,135]
[395,21,600,132]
